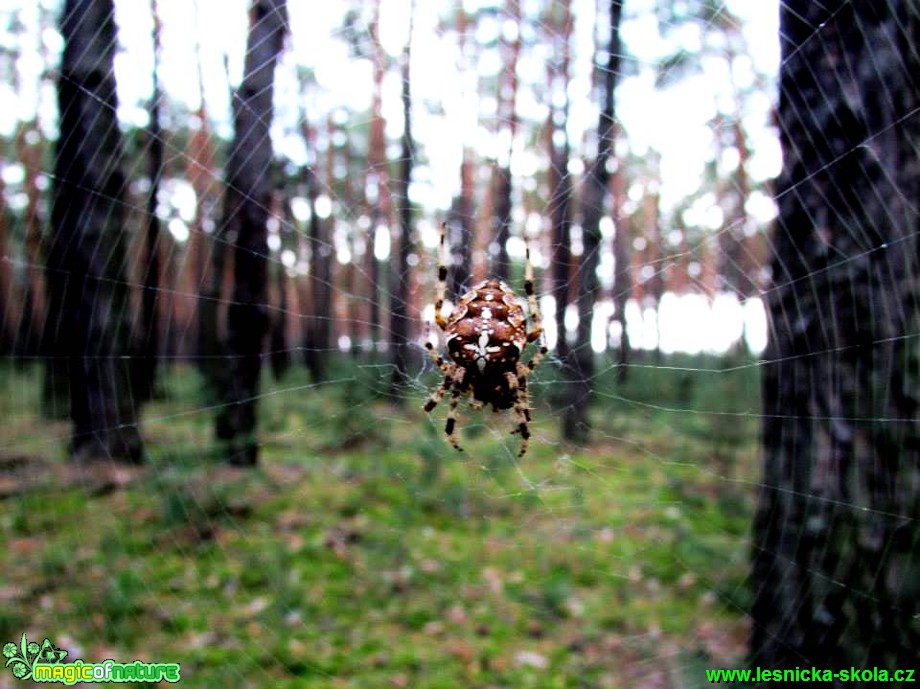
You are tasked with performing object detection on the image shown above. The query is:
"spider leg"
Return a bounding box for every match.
[521,346,547,377]
[523,236,544,345]
[445,381,464,452]
[423,371,452,413]
[434,222,450,331]
[506,371,532,457]
[424,322,452,373]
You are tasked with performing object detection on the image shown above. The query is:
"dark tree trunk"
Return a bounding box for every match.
[547,0,573,366]
[302,165,331,382]
[214,0,287,465]
[15,124,46,360]
[46,0,143,461]
[549,146,571,364]
[492,0,520,284]
[492,166,512,283]
[611,161,631,382]
[270,188,291,381]
[751,0,920,668]
[390,20,414,399]
[564,0,623,441]
[136,0,163,401]
[0,177,13,356]
[448,158,474,297]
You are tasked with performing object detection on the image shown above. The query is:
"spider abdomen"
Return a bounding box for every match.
[445,279,527,376]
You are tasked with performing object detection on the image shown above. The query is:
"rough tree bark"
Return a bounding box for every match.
[751,0,920,667]
[214,0,287,465]
[564,0,623,441]
[46,0,142,461]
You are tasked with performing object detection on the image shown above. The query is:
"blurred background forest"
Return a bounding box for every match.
[1,0,918,686]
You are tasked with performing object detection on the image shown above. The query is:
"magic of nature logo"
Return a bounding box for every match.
[3,633,180,684]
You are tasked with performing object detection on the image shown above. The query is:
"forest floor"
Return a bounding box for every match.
[0,357,760,688]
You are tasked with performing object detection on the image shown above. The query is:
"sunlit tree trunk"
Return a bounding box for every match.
[366,0,391,354]
[751,0,920,666]
[47,0,142,461]
[214,0,287,465]
[186,103,216,365]
[565,0,623,439]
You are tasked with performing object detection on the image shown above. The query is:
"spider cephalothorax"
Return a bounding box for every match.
[424,224,547,457]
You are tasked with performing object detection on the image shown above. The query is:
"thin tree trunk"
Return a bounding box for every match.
[302,163,331,381]
[214,0,287,465]
[611,157,631,382]
[547,0,573,369]
[0,176,14,356]
[270,187,291,381]
[564,0,623,440]
[390,11,414,399]
[137,0,163,401]
[751,0,920,667]
[47,0,143,461]
[449,156,474,295]
[492,0,521,283]
[15,124,46,360]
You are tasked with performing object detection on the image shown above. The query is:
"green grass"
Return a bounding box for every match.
[0,356,760,688]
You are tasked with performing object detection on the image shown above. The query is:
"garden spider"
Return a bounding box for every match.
[423,223,547,457]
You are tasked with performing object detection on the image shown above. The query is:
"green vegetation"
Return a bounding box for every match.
[0,358,760,688]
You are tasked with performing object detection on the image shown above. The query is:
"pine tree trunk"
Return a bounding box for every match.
[47,0,142,461]
[565,0,623,440]
[137,0,163,401]
[390,23,414,399]
[611,162,631,382]
[751,0,920,666]
[214,0,287,465]
[16,123,46,360]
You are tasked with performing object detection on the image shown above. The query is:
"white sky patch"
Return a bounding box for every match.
[3,0,779,356]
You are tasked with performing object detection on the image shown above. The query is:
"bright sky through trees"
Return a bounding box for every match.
[0,0,779,354]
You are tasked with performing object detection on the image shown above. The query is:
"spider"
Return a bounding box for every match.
[423,223,547,457]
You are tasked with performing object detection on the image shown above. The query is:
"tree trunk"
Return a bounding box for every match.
[611,159,631,382]
[390,17,414,399]
[0,176,14,356]
[751,0,920,667]
[214,0,287,465]
[15,123,46,360]
[47,0,143,462]
[564,0,623,440]
[302,164,331,382]
[547,7,573,367]
[136,0,163,401]
[269,188,291,381]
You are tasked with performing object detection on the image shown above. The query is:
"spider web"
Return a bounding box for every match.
[0,0,916,686]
